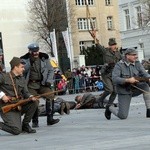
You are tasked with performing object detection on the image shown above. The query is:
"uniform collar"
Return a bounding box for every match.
[122,59,135,66]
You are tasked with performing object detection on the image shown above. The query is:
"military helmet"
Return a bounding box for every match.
[28,42,39,52]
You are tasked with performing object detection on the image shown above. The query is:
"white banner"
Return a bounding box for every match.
[50,29,58,63]
[62,28,71,59]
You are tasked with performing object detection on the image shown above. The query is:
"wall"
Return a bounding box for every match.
[0,0,34,71]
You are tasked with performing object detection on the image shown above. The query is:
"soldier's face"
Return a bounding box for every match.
[110,45,117,51]
[126,54,138,63]
[15,64,25,75]
[77,96,82,103]
[29,50,39,58]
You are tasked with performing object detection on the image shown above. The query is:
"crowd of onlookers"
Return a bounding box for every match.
[53,65,104,95]
[142,59,150,74]
[53,58,150,95]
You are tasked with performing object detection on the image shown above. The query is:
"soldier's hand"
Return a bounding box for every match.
[75,103,81,109]
[2,95,11,103]
[125,77,139,84]
[29,95,39,101]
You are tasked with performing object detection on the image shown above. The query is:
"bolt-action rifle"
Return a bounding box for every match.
[134,77,150,82]
[1,90,63,114]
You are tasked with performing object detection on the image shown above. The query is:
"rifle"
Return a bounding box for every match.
[1,90,63,114]
[134,77,150,82]
[85,0,99,44]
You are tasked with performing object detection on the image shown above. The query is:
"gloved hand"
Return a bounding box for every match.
[45,82,51,88]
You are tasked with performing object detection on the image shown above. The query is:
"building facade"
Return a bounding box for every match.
[118,0,150,61]
[0,0,121,70]
[68,0,121,62]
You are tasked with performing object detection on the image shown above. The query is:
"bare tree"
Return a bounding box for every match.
[27,0,75,55]
[140,0,150,27]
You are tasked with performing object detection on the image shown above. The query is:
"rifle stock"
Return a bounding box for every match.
[2,99,31,114]
[1,90,63,114]
[134,77,150,82]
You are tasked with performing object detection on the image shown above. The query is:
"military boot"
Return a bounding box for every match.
[22,123,36,133]
[64,102,70,115]
[47,114,60,125]
[105,105,111,120]
[98,100,105,108]
[146,109,150,118]
[32,121,39,128]
[32,108,39,128]
[59,102,66,115]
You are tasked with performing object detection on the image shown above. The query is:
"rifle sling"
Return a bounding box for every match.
[9,72,19,99]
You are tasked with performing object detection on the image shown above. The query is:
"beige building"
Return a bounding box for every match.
[68,0,121,57]
[0,0,121,70]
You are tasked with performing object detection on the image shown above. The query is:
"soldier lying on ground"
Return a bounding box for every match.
[38,93,118,116]
[38,97,76,116]
[74,93,117,109]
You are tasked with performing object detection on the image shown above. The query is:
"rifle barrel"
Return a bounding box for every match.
[1,90,63,114]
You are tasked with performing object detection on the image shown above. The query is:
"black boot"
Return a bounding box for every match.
[22,123,36,133]
[59,102,66,115]
[98,91,110,108]
[146,109,150,118]
[98,101,105,108]
[46,99,60,125]
[32,122,39,128]
[64,102,70,115]
[105,105,111,120]
[47,114,60,125]
[32,108,39,128]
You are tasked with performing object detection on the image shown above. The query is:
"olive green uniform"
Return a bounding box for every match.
[96,44,122,106]
[0,72,38,135]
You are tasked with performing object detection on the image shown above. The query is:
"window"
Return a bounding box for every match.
[105,0,111,6]
[107,16,113,30]
[79,41,94,51]
[79,41,85,51]
[78,18,96,30]
[75,0,94,6]
[124,9,131,30]
[136,6,142,28]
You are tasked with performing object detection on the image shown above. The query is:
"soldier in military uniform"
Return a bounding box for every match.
[20,43,60,128]
[105,48,150,120]
[38,97,76,116]
[74,93,117,109]
[90,31,122,110]
[0,57,38,135]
